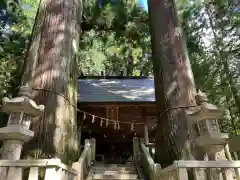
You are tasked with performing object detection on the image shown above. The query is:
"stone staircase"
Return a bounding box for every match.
[86,163,141,180]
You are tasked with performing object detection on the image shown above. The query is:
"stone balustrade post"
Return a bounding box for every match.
[0,86,44,180]
[133,137,141,163]
[90,138,96,163]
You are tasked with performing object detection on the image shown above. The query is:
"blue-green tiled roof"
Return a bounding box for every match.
[77,78,155,102]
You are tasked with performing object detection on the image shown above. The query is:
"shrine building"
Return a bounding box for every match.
[77,76,157,163]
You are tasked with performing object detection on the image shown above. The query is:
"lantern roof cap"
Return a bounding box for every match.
[186,90,224,121]
[2,96,44,116]
[196,90,208,104]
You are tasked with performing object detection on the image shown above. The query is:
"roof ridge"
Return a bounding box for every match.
[78,76,154,80]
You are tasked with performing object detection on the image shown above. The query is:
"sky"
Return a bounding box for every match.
[136,0,148,11]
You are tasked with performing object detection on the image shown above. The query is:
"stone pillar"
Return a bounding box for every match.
[186,90,233,180]
[90,138,96,163]
[133,137,141,163]
[0,86,44,180]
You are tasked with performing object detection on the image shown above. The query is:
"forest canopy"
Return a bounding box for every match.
[0,0,239,135]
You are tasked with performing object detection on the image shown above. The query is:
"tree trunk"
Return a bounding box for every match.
[140,61,151,76]
[147,0,196,167]
[21,0,82,163]
[126,56,134,76]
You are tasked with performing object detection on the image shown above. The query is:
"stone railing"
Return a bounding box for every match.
[72,138,96,180]
[138,138,158,180]
[136,138,240,180]
[133,137,146,180]
[0,138,96,180]
[0,87,96,180]
[0,159,78,180]
[155,160,240,180]
[145,142,155,159]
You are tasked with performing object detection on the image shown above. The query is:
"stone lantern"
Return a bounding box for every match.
[0,86,44,160]
[186,90,228,160]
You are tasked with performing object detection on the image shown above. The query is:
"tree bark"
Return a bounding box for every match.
[21,0,82,163]
[126,56,134,76]
[147,0,196,167]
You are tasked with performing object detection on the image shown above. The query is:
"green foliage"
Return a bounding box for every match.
[0,0,38,98]
[79,0,151,76]
[178,0,240,135]
[0,0,239,136]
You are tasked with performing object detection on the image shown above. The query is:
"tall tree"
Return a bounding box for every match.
[21,0,81,163]
[179,0,240,134]
[147,0,196,167]
[204,1,240,124]
[78,0,151,76]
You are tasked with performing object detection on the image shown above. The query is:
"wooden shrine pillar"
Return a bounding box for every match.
[144,124,149,145]
[106,106,119,130]
[142,108,149,145]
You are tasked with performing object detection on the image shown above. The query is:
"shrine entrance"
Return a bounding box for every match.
[81,131,133,164]
[79,104,156,164]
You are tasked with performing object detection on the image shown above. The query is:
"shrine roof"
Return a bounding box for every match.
[77,76,155,102]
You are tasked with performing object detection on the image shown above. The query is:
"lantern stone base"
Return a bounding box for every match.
[0,126,34,142]
[196,132,229,148]
[1,140,24,160]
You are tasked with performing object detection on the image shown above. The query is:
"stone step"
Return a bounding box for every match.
[90,169,137,174]
[94,163,135,167]
[91,167,136,172]
[86,174,139,180]
[87,163,140,180]
[92,165,136,171]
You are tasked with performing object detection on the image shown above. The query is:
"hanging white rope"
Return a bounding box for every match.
[131,123,134,131]
[83,112,86,120]
[77,109,157,131]
[117,122,120,130]
[30,88,197,131]
[106,119,108,127]
[92,115,95,123]
[78,109,147,126]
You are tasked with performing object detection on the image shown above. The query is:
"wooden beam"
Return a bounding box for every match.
[145,143,156,147]
[78,76,153,79]
[78,102,155,107]
[99,139,133,143]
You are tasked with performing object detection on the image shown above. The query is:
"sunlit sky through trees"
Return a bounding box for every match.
[136,0,148,11]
